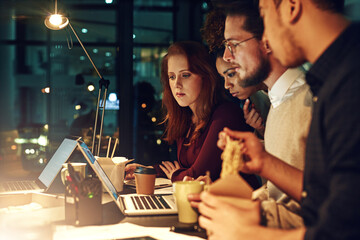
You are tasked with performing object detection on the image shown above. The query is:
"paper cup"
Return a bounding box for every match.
[173,181,205,223]
[134,167,156,195]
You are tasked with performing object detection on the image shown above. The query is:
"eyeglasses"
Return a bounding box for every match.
[222,36,258,56]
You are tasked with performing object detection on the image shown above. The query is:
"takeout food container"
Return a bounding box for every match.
[96,156,133,192]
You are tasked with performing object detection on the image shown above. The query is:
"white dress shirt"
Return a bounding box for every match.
[268,68,306,108]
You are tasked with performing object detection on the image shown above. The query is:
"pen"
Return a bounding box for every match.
[68,163,81,183]
[158,184,171,187]
[66,175,79,194]
[170,225,202,233]
[154,184,171,189]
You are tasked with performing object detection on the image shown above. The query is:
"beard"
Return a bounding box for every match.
[238,55,271,88]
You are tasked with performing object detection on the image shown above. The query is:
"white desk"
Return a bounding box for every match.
[0,189,206,240]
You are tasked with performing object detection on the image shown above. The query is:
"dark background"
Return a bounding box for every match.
[0,0,359,180]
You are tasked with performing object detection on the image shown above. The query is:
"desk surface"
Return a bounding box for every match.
[103,186,207,238]
[0,184,207,239]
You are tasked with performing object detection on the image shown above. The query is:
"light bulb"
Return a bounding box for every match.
[109,93,117,101]
[44,14,69,30]
[87,83,95,92]
[49,14,63,26]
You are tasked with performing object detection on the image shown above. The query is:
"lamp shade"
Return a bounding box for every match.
[44,14,69,30]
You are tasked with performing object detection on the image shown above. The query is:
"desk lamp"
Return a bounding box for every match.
[44,0,109,157]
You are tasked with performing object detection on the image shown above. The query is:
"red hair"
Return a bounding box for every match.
[160,41,224,144]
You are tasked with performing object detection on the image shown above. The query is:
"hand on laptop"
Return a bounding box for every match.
[124,163,148,180]
[159,161,180,179]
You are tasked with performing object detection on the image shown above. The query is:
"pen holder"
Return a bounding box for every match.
[65,177,102,226]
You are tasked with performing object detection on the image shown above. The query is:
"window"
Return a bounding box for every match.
[0,0,209,180]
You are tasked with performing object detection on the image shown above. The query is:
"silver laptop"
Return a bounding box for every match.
[77,141,177,216]
[0,138,78,195]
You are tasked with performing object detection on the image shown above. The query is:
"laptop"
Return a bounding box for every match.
[0,138,78,195]
[77,141,177,216]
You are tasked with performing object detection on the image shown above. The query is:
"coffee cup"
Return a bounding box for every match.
[61,162,87,185]
[173,181,205,223]
[134,166,156,195]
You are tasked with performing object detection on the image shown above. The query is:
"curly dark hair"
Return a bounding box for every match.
[201,9,226,53]
[213,0,264,40]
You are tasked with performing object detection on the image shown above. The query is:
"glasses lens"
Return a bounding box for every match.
[227,42,233,55]
[223,40,234,55]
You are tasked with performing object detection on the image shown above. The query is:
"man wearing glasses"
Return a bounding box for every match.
[190,0,312,229]
[193,0,360,239]
[222,1,313,228]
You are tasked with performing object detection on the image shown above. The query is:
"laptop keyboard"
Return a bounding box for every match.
[2,181,36,191]
[130,195,171,210]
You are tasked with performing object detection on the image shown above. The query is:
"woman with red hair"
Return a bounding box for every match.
[127,41,259,188]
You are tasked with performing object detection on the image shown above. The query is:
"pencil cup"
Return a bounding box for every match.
[134,166,156,195]
[65,177,102,226]
[61,162,87,185]
[173,181,205,223]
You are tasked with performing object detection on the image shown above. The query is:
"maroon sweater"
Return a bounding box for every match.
[170,101,255,185]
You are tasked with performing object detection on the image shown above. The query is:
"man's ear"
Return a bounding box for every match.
[288,0,302,23]
[262,38,272,54]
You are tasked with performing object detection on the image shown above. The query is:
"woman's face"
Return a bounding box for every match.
[168,54,203,113]
[216,57,259,100]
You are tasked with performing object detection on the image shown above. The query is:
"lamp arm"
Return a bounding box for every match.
[92,88,102,154]
[67,22,110,156]
[97,88,108,157]
[68,22,102,80]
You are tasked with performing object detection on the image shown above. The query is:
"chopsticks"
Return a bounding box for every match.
[106,137,112,158]
[111,138,119,158]
[106,137,119,158]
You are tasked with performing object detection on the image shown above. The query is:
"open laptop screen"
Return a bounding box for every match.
[78,141,119,200]
[38,138,78,188]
